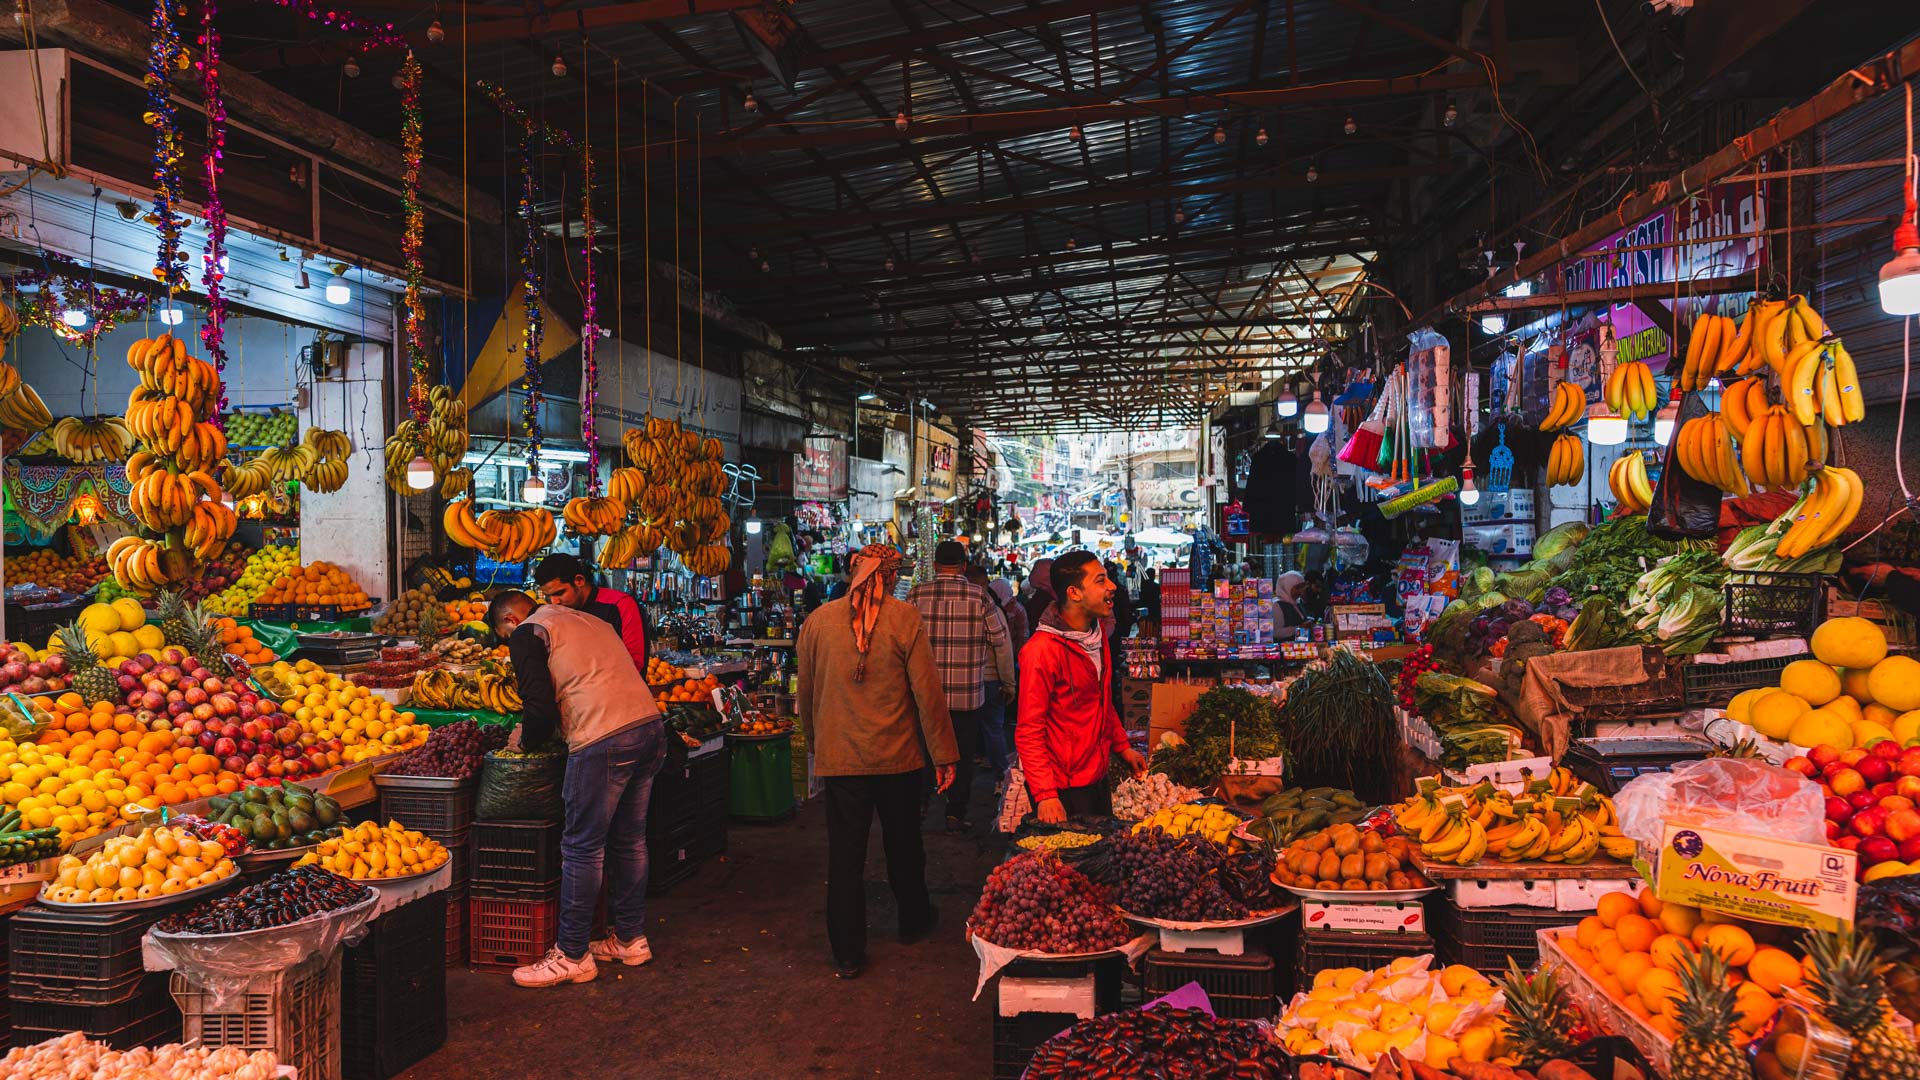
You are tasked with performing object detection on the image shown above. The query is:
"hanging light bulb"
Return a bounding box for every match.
[1459,464,1481,506]
[743,90,758,112]
[1212,123,1227,144]
[1343,115,1357,136]
[1586,401,1629,446]
[1255,127,1268,146]
[1306,163,1319,183]
[1443,102,1459,128]
[1263,422,1281,440]
[521,474,547,503]
[1302,392,1330,434]
[895,110,908,131]
[60,308,87,328]
[426,19,446,44]
[1653,393,1681,445]
[1480,313,1507,334]
[1068,123,1082,141]
[405,455,435,490]
[158,302,185,326]
[323,264,352,305]
[1276,388,1298,417]
[745,518,764,535]
[1880,203,1920,314]
[343,55,361,78]
[551,55,568,77]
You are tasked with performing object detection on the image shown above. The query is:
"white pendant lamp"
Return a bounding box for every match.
[1301,392,1329,434]
[405,455,435,490]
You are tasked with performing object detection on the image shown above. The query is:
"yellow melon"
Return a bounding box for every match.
[1841,667,1876,704]
[1895,710,1920,745]
[131,625,166,650]
[1868,656,1920,712]
[1788,708,1853,750]
[1811,617,1888,670]
[77,602,120,636]
[1780,660,1842,706]
[109,597,147,631]
[1749,690,1810,741]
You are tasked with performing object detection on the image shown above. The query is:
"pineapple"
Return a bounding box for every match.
[1806,928,1920,1079]
[1495,959,1580,1069]
[416,599,447,646]
[175,603,216,667]
[157,588,191,648]
[56,622,120,705]
[1671,946,1749,1080]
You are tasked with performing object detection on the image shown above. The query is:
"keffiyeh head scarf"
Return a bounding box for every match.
[849,543,904,682]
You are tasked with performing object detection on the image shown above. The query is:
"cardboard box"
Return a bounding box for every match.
[999,976,1098,1019]
[1449,878,1555,910]
[1651,822,1857,932]
[1301,900,1428,933]
[1148,681,1209,748]
[1555,878,1642,913]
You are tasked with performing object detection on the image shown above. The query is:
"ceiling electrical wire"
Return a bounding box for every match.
[1593,0,1662,131]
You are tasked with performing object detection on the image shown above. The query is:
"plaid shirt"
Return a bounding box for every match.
[908,574,1016,711]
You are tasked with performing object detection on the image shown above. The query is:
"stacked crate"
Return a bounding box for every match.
[374,774,477,965]
[990,954,1124,1080]
[648,750,701,894]
[8,906,182,1049]
[466,819,561,971]
[341,891,448,1080]
[688,742,730,858]
[173,950,341,1080]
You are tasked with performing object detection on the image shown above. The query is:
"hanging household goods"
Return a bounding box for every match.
[1338,366,1392,467]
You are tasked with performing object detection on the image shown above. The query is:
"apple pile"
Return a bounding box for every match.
[118,649,345,783]
[0,645,70,696]
[1783,739,1920,881]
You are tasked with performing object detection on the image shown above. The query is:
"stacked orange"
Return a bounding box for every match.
[443,599,488,624]
[256,560,372,611]
[645,656,687,686]
[1551,890,1801,1048]
[209,616,275,665]
[656,674,720,704]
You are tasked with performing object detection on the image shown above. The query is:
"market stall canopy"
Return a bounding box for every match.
[1132,527,1195,547]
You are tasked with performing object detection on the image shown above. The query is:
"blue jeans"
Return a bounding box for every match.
[980,682,1009,777]
[558,721,667,959]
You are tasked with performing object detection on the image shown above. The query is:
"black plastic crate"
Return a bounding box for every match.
[343,892,448,1080]
[444,883,469,967]
[1682,652,1814,708]
[7,952,147,1006]
[1141,948,1276,1020]
[470,819,561,892]
[1562,736,1714,795]
[1723,571,1826,638]
[10,972,179,1050]
[9,905,169,988]
[992,1010,1081,1080]
[1434,901,1580,975]
[1297,928,1435,986]
[691,809,728,858]
[377,785,477,838]
[648,841,698,895]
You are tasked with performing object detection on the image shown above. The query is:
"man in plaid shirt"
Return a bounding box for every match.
[909,540,1015,832]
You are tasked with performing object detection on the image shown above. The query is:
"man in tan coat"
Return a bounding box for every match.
[798,543,957,980]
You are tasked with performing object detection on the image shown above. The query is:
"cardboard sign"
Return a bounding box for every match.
[1652,822,1857,933]
[1301,900,1427,933]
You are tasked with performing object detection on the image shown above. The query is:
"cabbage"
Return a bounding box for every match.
[1533,521,1591,563]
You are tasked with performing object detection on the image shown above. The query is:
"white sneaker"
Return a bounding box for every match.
[512,947,598,987]
[590,934,653,966]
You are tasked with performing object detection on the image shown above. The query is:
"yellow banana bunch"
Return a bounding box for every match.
[129,468,217,530]
[125,333,219,418]
[440,466,472,500]
[0,298,17,338]
[476,672,521,713]
[124,390,198,453]
[442,499,501,551]
[223,457,275,498]
[684,544,731,577]
[608,466,646,505]
[563,495,627,536]
[106,535,191,594]
[184,499,238,559]
[50,417,136,463]
[1607,450,1654,514]
[174,420,229,473]
[1545,433,1585,486]
[256,443,315,483]
[1604,359,1659,422]
[598,524,646,569]
[1675,412,1749,494]
[1718,376,1769,439]
[297,428,352,493]
[1784,338,1866,428]
[409,669,456,709]
[304,457,350,493]
[475,507,557,563]
[0,360,19,398]
[303,427,353,459]
[1678,312,1739,392]
[1775,466,1863,559]
[0,380,50,432]
[1538,381,1587,431]
[1738,405,1813,491]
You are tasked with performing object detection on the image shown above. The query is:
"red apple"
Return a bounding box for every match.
[1831,769,1868,797]
[1874,782,1900,799]
[196,731,217,750]
[1881,796,1916,812]
[1836,835,1863,851]
[182,686,207,706]
[1899,837,1920,862]
[1841,748,1871,767]
[166,700,189,717]
[1854,808,1892,837]
[1850,790,1881,812]
[222,754,246,773]
[1897,777,1920,801]
[203,677,224,695]
[180,718,204,737]
[243,761,266,780]
[1828,820,1846,840]
[1860,757,1894,785]
[1861,836,1900,865]
[1876,740,1904,759]
[1784,756,1818,777]
[213,736,237,758]
[212,694,238,717]
[1829,795,1854,821]
[44,655,67,676]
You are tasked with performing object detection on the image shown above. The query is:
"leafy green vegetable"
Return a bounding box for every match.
[1412,672,1526,770]
[1149,686,1285,788]
[1279,650,1398,804]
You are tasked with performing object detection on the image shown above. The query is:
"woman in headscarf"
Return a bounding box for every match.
[1022,557,1056,631]
[987,577,1028,769]
[1274,571,1309,628]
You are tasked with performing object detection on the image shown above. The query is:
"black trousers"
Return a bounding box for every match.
[943,706,987,822]
[1039,780,1113,820]
[825,771,934,966]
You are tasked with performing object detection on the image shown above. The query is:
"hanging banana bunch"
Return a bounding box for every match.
[1545,433,1586,487]
[475,506,556,563]
[1603,359,1658,423]
[562,495,627,536]
[440,466,472,500]
[597,523,649,569]
[1607,451,1654,514]
[1737,405,1815,492]
[608,466,645,506]
[1538,381,1586,432]
[443,498,501,552]
[1674,413,1751,494]
[223,455,276,499]
[50,417,137,463]
[301,427,353,493]
[112,331,234,595]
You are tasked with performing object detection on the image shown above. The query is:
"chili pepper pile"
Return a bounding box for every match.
[1024,1005,1289,1078]
[155,865,371,935]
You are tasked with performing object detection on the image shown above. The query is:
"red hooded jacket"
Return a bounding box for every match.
[1015,615,1128,804]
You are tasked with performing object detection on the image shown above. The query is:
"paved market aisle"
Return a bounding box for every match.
[402,786,1001,1079]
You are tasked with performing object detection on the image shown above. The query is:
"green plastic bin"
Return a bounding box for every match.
[727,733,796,821]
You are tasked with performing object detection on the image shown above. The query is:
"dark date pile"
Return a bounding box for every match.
[969,853,1131,954]
[1102,830,1269,922]
[382,719,510,779]
[1024,1006,1289,1078]
[155,865,372,935]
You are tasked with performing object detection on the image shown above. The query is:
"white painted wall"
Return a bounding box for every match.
[7,316,309,418]
[297,342,391,601]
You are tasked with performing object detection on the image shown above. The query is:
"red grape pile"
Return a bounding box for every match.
[969,853,1130,954]
[1024,1006,1289,1077]
[382,719,510,779]
[1103,830,1249,922]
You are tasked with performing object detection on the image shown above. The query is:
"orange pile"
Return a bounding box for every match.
[655,674,720,704]
[210,617,275,665]
[1552,890,1801,1048]
[444,599,488,624]
[257,560,371,610]
[645,656,688,685]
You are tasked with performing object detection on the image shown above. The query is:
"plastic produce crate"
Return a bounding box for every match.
[174,950,342,1080]
[374,779,477,838]
[648,829,698,895]
[1562,736,1714,795]
[444,882,469,967]
[1432,900,1580,975]
[1722,571,1826,639]
[10,973,180,1051]
[7,905,169,1004]
[1142,948,1277,1020]
[469,820,561,897]
[1297,928,1436,986]
[991,1010,1081,1080]
[342,893,447,1080]
[469,895,559,972]
[1681,653,1814,708]
[647,768,700,841]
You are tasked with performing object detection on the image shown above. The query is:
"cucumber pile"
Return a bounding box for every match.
[0,809,62,868]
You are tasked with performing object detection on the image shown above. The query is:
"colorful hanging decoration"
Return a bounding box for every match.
[196,0,230,420]
[143,0,189,289]
[7,271,152,349]
[580,145,600,492]
[399,52,430,448]
[264,0,407,50]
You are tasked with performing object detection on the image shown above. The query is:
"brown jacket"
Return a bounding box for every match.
[797,595,958,776]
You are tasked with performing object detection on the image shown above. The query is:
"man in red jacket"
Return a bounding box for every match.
[1016,550,1147,823]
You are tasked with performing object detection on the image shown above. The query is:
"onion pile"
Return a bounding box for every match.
[0,1034,280,1080]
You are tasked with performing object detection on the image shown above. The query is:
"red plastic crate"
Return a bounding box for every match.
[468,896,559,972]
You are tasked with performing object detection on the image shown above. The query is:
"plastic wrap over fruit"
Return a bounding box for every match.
[1615,757,1828,849]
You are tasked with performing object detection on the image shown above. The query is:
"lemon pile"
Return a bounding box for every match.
[43,827,236,903]
[1131,802,1242,846]
[1728,617,1920,748]
[270,660,428,763]
[294,819,447,880]
[203,545,302,616]
[0,729,142,848]
[1277,957,1506,1069]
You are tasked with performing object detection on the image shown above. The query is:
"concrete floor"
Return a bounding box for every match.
[401,791,1001,1080]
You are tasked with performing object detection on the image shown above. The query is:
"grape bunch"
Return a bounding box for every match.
[382,719,508,779]
[968,853,1130,954]
[1103,830,1249,922]
[1025,1006,1289,1077]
